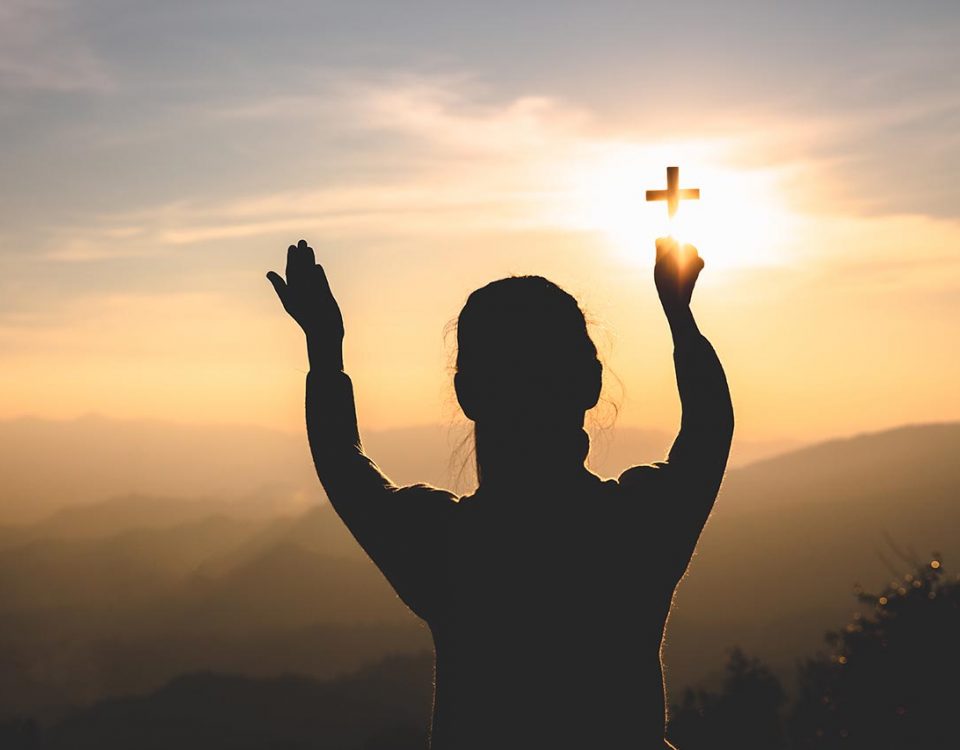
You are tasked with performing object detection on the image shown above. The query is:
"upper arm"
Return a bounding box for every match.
[667,333,734,481]
[340,481,457,622]
[619,460,722,580]
[303,370,457,620]
[627,334,733,571]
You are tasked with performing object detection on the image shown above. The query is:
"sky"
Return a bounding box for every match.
[0,0,958,445]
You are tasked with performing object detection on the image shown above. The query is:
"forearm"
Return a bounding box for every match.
[304,334,360,486]
[667,308,734,468]
[307,332,344,373]
[304,335,355,472]
[665,306,700,347]
[270,240,396,534]
[305,367,395,531]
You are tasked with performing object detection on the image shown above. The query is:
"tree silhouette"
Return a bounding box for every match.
[790,556,958,749]
[667,647,787,750]
[668,556,959,750]
[8,557,956,748]
[0,717,39,750]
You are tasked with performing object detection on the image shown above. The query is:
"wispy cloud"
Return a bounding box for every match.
[16,73,960,309]
[0,0,112,93]
[32,78,753,259]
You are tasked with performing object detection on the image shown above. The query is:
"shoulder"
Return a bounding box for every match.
[618,462,670,491]
[395,482,458,498]
[392,483,460,516]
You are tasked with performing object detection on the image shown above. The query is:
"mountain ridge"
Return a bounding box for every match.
[0,421,957,721]
[0,414,801,524]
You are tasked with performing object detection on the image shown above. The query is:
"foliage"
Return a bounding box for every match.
[668,557,960,750]
[790,556,957,749]
[667,647,787,750]
[5,557,958,748]
[0,717,39,750]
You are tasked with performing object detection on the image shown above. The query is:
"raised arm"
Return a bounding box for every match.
[657,238,734,485]
[267,240,454,620]
[621,238,734,572]
[267,240,374,509]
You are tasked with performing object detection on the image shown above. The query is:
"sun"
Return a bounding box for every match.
[561,143,797,271]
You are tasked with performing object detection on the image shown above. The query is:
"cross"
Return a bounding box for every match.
[646,166,699,218]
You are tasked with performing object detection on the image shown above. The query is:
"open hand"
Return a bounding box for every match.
[654,236,704,319]
[267,240,344,368]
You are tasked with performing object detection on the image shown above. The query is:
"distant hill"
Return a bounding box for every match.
[185,539,408,631]
[0,415,318,524]
[0,420,955,722]
[42,653,434,750]
[665,422,960,688]
[0,414,794,524]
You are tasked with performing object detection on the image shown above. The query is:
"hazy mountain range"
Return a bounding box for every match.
[0,416,956,730]
[0,415,796,524]
[665,422,960,684]
[40,653,436,750]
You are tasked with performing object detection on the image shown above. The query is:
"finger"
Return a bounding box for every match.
[266,271,288,302]
[680,243,704,271]
[287,244,312,287]
[295,239,316,269]
[285,245,298,281]
[656,236,678,261]
[312,263,333,296]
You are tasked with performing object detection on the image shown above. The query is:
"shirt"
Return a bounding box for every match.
[305,332,733,749]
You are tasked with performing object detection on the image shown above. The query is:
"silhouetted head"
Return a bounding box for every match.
[454,276,602,432]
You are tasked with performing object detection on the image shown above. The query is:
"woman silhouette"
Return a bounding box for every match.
[267,237,733,749]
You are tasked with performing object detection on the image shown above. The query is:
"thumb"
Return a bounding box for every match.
[266,271,288,302]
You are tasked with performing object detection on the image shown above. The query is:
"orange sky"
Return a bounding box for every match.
[1,2,958,446]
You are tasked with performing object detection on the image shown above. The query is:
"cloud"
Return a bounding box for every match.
[351,78,589,156]
[16,72,960,299]
[36,181,561,261]
[22,81,591,259]
[28,78,749,259]
[0,0,112,93]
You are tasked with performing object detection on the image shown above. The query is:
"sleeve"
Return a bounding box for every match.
[305,369,456,622]
[618,333,734,579]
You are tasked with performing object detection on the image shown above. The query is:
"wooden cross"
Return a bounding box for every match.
[646,166,699,218]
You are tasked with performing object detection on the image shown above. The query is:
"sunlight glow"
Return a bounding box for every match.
[562,143,798,270]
